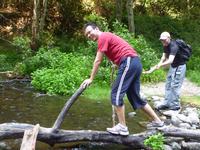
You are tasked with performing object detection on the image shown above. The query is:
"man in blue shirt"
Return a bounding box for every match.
[144,32,187,116]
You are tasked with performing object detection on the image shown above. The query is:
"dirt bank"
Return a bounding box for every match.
[141,78,200,97]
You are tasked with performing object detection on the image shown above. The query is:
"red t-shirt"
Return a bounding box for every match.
[98,32,138,65]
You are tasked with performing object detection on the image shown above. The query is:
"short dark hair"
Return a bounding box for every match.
[83,22,98,31]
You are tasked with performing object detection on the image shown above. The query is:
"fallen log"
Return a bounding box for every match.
[2,123,200,148]
[181,141,200,150]
[158,126,200,140]
[0,123,150,148]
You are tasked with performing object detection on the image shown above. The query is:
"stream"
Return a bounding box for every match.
[0,77,150,149]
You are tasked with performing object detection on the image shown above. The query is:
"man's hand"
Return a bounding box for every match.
[155,64,161,70]
[81,79,92,89]
[143,65,157,74]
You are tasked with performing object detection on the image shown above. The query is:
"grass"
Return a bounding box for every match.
[187,70,200,86]
[182,96,200,106]
[82,84,200,107]
[82,84,111,101]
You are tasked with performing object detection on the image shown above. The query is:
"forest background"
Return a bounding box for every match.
[0,0,200,97]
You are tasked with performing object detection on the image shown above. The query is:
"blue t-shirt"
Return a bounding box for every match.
[164,40,186,67]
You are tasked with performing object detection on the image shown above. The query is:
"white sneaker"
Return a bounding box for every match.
[147,121,164,129]
[106,123,129,136]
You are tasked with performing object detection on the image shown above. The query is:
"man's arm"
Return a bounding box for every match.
[143,53,174,74]
[156,41,179,69]
[156,54,175,69]
[157,53,167,66]
[81,51,104,88]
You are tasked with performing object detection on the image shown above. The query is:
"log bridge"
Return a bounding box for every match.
[1,123,200,149]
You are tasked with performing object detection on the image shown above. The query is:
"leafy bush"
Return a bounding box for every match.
[184,56,200,86]
[187,56,200,71]
[187,70,200,86]
[15,47,68,75]
[144,133,165,150]
[12,36,33,60]
[32,68,80,95]
[141,69,166,83]
[31,53,93,95]
[0,55,13,71]
[14,43,111,95]
[55,35,87,54]
[84,12,109,32]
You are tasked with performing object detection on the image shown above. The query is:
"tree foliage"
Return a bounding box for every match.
[1,0,200,94]
[1,0,199,38]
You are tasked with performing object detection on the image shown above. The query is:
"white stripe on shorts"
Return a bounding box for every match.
[116,57,131,105]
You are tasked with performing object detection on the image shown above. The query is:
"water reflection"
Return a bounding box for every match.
[0,78,149,149]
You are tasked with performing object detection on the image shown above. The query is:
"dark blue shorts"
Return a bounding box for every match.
[111,57,147,109]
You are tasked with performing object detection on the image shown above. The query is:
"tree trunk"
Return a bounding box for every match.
[115,0,122,22]
[126,0,135,34]
[2,123,200,148]
[0,123,147,148]
[31,0,39,51]
[187,0,190,19]
[39,0,48,36]
[182,141,200,150]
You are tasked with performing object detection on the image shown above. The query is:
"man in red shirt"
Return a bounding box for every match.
[81,22,163,135]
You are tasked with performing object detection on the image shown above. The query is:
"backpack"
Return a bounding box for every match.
[176,39,192,61]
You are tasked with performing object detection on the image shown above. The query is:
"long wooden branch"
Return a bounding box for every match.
[52,86,86,132]
[0,123,148,148]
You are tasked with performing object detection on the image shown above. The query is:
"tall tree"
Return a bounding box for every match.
[115,0,122,22]
[31,0,48,51]
[126,0,135,34]
[31,0,39,51]
[39,0,48,34]
[187,0,190,18]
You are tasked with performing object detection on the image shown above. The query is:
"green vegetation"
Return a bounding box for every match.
[0,40,22,72]
[144,133,165,150]
[1,15,199,95]
[10,20,166,95]
[1,4,200,96]
[30,51,93,95]
[83,84,111,101]
[0,54,15,71]
[182,96,200,106]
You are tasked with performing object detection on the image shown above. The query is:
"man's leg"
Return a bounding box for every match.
[107,105,129,135]
[162,65,186,116]
[115,105,126,126]
[142,103,161,122]
[107,57,133,135]
[142,103,164,127]
[168,64,186,109]
[124,58,163,127]
[155,67,172,110]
